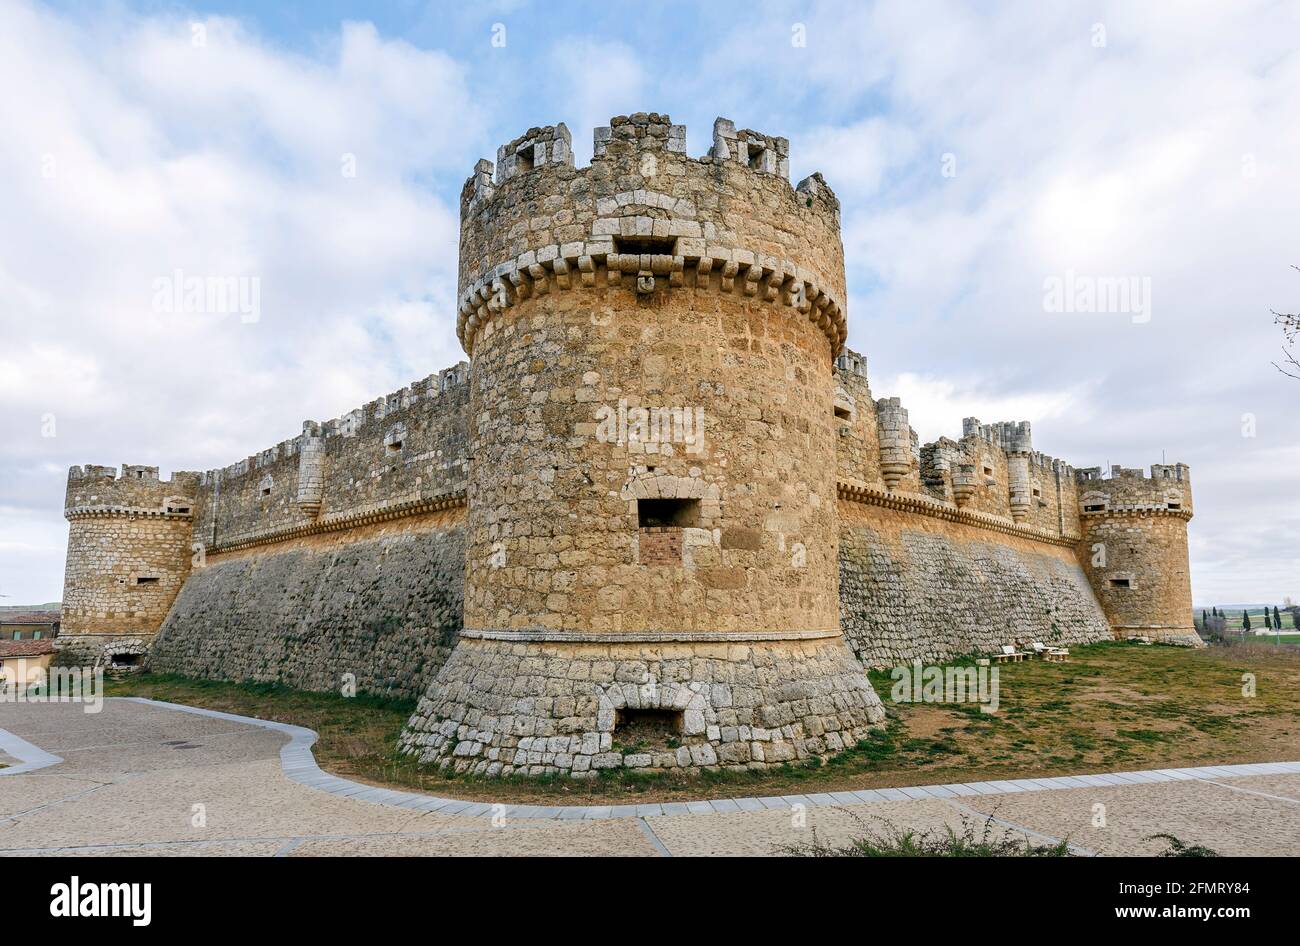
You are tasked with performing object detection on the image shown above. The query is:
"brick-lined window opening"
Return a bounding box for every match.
[636,498,698,566]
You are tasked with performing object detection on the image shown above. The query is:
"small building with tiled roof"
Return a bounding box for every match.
[0,638,56,690]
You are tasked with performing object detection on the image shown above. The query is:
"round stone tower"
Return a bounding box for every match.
[400,113,884,776]
[1076,463,1200,646]
[60,464,199,667]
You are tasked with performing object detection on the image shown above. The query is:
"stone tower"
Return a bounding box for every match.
[400,114,885,775]
[60,464,199,666]
[1075,464,1200,646]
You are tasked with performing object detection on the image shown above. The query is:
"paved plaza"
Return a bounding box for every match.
[2,698,1298,856]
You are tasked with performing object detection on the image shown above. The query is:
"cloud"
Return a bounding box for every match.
[0,2,481,599]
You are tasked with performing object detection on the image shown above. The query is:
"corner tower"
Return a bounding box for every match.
[1075,464,1200,646]
[60,464,199,666]
[401,114,884,775]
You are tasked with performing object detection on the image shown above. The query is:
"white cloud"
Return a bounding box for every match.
[0,2,481,600]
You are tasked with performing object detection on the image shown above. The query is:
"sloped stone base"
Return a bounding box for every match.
[1112,626,1206,647]
[399,635,885,777]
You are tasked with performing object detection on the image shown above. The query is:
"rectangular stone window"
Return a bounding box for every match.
[637,497,699,528]
[515,143,535,173]
[1109,578,1132,589]
[614,235,676,257]
[834,405,852,421]
[386,440,403,454]
[614,708,683,751]
[1084,503,1105,512]
[261,486,272,496]
[136,576,160,585]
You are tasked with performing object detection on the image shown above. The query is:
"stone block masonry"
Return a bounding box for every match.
[57,111,1199,774]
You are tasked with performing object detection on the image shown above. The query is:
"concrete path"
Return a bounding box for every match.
[2,698,1298,856]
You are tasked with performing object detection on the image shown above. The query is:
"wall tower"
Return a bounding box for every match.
[1075,464,1200,645]
[60,464,199,666]
[400,114,885,775]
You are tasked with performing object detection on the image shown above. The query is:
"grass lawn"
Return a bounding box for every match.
[105,640,1300,805]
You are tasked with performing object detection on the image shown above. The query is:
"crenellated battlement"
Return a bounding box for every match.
[455,112,849,359]
[1075,463,1193,517]
[65,464,200,515]
[195,361,470,487]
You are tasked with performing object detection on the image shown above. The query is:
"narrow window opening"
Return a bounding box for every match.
[638,497,700,528]
[1084,503,1105,512]
[387,440,403,454]
[614,708,684,751]
[1168,502,1181,510]
[747,142,767,169]
[834,406,852,421]
[983,465,994,477]
[613,235,676,257]
[1109,578,1131,589]
[136,576,160,585]
[515,144,535,173]
[261,486,272,496]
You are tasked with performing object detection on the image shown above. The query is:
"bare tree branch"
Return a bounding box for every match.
[1273,265,1300,380]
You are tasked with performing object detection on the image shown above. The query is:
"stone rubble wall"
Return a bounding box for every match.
[839,502,1112,668]
[148,512,465,700]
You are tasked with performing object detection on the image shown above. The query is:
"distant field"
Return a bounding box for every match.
[1196,605,1300,632]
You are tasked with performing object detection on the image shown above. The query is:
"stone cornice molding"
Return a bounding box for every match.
[1080,506,1193,522]
[64,506,192,522]
[457,241,847,358]
[205,493,467,555]
[837,482,1080,549]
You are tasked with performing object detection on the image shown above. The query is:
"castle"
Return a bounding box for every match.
[58,113,1199,776]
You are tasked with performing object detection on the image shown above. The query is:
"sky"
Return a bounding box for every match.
[1,0,1297,607]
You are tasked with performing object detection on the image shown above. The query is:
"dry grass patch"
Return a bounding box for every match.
[106,641,1300,805]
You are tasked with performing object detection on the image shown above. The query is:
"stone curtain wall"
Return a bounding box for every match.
[149,512,465,700]
[189,364,470,553]
[839,502,1111,668]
